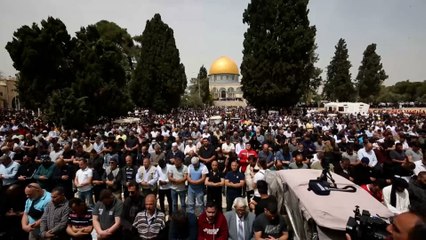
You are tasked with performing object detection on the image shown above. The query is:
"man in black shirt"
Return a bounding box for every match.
[205,160,224,210]
[121,182,144,239]
[253,197,288,240]
[198,138,216,170]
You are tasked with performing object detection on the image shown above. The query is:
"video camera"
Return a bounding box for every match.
[346,206,389,240]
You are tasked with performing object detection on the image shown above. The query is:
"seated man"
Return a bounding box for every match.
[67,198,93,239]
[198,201,229,240]
[253,197,288,240]
[383,178,410,214]
[224,197,256,240]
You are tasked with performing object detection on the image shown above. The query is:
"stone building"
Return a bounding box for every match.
[0,76,19,109]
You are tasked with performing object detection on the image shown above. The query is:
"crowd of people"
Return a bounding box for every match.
[0,107,425,240]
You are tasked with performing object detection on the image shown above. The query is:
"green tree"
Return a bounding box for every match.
[323,38,355,101]
[45,88,88,129]
[187,65,211,105]
[356,43,388,102]
[70,24,132,123]
[241,0,316,110]
[130,14,186,112]
[6,17,73,110]
[95,20,138,79]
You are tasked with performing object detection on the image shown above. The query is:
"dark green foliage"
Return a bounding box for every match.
[45,88,88,129]
[356,43,388,102]
[130,14,187,113]
[241,0,316,109]
[186,65,211,106]
[323,38,355,101]
[70,24,132,122]
[5,17,73,110]
[95,20,138,78]
[377,80,426,103]
[6,17,133,128]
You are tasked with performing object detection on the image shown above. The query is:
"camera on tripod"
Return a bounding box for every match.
[346,206,389,240]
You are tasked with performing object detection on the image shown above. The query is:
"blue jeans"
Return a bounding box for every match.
[171,189,186,213]
[78,189,94,209]
[187,186,204,215]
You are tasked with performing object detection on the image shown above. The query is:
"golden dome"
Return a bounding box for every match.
[209,56,239,75]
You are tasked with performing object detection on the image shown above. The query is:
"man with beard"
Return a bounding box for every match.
[93,189,123,239]
[40,187,70,239]
[383,178,410,214]
[121,181,144,239]
[197,201,228,240]
[253,197,288,240]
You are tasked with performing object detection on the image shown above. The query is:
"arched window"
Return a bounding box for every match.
[227,87,235,99]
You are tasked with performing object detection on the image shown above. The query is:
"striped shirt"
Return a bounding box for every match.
[68,209,93,240]
[133,210,165,239]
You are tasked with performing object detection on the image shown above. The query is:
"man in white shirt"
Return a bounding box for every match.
[357,142,378,168]
[184,140,197,156]
[221,138,235,158]
[383,178,410,214]
[157,158,172,214]
[253,159,267,197]
[74,159,94,208]
[168,157,188,213]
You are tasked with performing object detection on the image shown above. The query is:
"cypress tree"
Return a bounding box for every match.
[323,38,355,101]
[241,0,316,109]
[130,14,187,112]
[356,43,388,102]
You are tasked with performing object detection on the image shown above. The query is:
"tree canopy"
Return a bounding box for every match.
[6,17,73,110]
[241,0,317,110]
[6,18,134,128]
[130,14,187,113]
[356,43,388,102]
[323,38,355,101]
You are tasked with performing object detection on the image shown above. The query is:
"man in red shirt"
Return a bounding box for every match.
[238,143,257,173]
[198,201,228,240]
[360,179,384,202]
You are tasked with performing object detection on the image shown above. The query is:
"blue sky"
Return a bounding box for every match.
[1,0,425,85]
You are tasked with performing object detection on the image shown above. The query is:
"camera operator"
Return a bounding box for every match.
[346,204,426,240]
